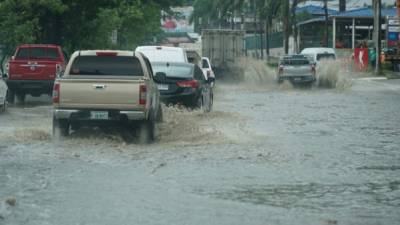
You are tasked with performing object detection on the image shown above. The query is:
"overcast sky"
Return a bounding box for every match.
[298,0,397,10]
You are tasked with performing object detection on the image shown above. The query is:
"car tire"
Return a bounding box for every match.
[203,93,212,113]
[53,117,70,139]
[16,92,25,103]
[137,120,155,144]
[156,104,163,123]
[196,96,203,111]
[7,89,15,104]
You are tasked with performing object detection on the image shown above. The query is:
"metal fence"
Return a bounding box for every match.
[245,32,284,50]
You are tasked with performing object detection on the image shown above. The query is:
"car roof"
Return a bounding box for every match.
[136,46,184,52]
[300,48,336,54]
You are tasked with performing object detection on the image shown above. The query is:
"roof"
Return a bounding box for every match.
[331,7,397,19]
[296,5,338,16]
[297,7,399,26]
[297,17,325,26]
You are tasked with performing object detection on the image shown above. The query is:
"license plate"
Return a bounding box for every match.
[90,111,109,120]
[294,77,302,81]
[157,84,169,91]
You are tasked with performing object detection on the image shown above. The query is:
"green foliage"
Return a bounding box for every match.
[0,0,183,55]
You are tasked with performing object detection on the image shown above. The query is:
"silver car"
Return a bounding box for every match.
[277,55,316,84]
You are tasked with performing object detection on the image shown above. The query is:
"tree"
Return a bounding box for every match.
[0,0,184,55]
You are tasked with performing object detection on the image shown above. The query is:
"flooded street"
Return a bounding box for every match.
[1,76,400,225]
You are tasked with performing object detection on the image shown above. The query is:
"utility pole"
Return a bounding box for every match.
[324,0,329,47]
[373,0,382,74]
[283,0,290,54]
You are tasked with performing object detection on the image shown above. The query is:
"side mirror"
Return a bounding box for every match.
[154,72,167,83]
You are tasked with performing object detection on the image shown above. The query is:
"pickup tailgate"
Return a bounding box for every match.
[282,65,311,76]
[9,60,58,80]
[59,78,144,110]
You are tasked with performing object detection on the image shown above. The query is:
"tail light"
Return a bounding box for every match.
[96,52,117,56]
[52,81,60,104]
[177,79,199,88]
[139,84,146,105]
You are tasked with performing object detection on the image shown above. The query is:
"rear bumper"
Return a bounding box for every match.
[54,109,145,121]
[6,79,54,93]
[160,92,198,106]
[279,75,316,83]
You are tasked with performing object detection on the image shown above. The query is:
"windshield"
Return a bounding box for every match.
[15,47,60,60]
[202,59,210,68]
[152,63,193,78]
[69,56,143,76]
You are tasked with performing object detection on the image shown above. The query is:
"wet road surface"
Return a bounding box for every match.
[0,77,399,225]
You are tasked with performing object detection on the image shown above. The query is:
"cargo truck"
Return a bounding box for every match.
[201,29,245,79]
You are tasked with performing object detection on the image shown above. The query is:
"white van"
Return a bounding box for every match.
[135,46,188,63]
[300,48,337,64]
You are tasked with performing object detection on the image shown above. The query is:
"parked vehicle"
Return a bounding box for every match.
[300,47,337,65]
[135,46,188,63]
[6,44,67,103]
[277,55,316,85]
[0,73,8,112]
[152,62,213,112]
[202,29,245,78]
[52,50,162,143]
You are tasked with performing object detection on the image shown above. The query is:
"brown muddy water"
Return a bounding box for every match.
[0,68,399,225]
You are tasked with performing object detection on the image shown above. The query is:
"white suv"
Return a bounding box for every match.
[135,46,188,63]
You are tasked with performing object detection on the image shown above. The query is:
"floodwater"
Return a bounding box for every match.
[0,69,400,225]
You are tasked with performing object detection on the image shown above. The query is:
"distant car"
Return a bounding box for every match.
[135,46,188,63]
[0,74,8,112]
[277,54,316,84]
[152,62,213,112]
[300,47,337,65]
[6,44,67,103]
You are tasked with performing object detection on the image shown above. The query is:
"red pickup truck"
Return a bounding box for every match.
[6,44,67,103]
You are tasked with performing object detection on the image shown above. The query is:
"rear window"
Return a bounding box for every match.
[16,47,60,60]
[202,59,210,68]
[317,53,336,61]
[152,63,193,78]
[69,56,143,76]
[281,59,310,65]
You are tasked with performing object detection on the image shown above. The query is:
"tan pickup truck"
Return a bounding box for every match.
[52,50,162,143]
